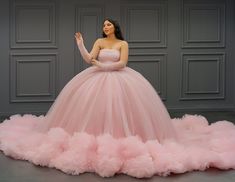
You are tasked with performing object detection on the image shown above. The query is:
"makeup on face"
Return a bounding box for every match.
[103,20,115,35]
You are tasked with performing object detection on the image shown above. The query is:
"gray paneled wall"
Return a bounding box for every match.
[0,0,234,118]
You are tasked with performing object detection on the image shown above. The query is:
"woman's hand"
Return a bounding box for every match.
[74,32,83,46]
[91,58,101,67]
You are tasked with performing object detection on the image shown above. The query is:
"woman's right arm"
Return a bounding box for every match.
[75,32,101,64]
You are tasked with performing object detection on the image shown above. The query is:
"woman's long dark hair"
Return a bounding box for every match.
[102,18,124,40]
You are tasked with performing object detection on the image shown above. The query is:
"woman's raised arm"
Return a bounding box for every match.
[75,32,101,64]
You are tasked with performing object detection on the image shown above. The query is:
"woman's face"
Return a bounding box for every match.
[103,20,115,36]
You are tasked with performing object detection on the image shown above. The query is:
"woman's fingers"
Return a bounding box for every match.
[75,32,82,40]
[76,32,81,38]
[91,59,96,65]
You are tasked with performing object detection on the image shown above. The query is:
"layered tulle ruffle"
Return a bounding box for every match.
[1,114,235,178]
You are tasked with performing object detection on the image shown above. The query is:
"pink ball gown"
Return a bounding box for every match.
[0,49,235,178]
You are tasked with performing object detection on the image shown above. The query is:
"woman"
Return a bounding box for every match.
[43,18,176,142]
[0,18,235,178]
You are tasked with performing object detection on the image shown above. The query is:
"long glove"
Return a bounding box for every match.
[77,42,92,64]
[96,60,126,71]
[75,32,92,64]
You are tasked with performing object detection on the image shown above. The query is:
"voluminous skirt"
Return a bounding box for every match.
[1,66,235,178]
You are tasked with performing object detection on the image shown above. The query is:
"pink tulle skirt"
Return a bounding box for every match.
[1,66,235,178]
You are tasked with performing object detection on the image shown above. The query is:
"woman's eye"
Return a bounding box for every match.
[103,23,112,27]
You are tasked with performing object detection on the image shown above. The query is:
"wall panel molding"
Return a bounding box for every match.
[180,53,225,100]
[10,0,58,49]
[10,53,58,102]
[182,1,225,48]
[74,4,104,72]
[121,1,167,48]
[0,0,233,114]
[128,53,167,100]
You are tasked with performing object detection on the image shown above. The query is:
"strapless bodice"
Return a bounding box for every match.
[97,49,120,63]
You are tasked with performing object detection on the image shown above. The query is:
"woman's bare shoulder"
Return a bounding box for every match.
[120,40,128,47]
[94,38,106,45]
[93,38,105,47]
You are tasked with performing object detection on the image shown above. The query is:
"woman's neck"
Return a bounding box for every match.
[106,34,116,40]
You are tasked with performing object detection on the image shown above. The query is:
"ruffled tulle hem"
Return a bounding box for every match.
[1,114,235,178]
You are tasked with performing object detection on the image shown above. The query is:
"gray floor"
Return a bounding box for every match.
[1,111,235,182]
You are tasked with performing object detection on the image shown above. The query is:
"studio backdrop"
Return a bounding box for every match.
[0,0,234,118]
